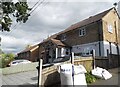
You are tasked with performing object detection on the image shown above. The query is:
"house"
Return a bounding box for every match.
[39,7,120,64]
[17,45,39,62]
[39,38,70,64]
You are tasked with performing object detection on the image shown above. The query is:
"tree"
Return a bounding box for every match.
[0,0,31,32]
[0,53,15,68]
[0,48,4,54]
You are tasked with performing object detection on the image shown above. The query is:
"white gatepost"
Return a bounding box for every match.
[38,59,43,87]
[71,52,74,64]
[56,48,58,59]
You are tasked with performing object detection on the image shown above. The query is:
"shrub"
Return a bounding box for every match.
[0,53,15,68]
[85,72,99,84]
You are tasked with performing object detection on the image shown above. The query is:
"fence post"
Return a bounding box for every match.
[38,59,43,87]
[92,49,95,69]
[107,49,110,69]
[71,52,74,64]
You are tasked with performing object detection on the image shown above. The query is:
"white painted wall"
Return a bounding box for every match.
[56,47,70,58]
[72,42,100,56]
[61,48,70,57]
[72,41,120,57]
[56,48,58,58]
[61,48,65,57]
[103,41,118,56]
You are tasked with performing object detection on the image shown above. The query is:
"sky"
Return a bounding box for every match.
[0,0,120,54]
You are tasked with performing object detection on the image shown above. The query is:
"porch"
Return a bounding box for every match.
[39,38,71,64]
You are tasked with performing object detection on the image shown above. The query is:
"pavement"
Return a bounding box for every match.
[1,70,38,86]
[89,67,120,86]
[1,67,120,87]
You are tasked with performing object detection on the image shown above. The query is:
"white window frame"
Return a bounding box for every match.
[107,24,113,33]
[79,27,86,36]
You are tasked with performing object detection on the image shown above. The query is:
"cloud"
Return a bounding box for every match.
[0,1,117,54]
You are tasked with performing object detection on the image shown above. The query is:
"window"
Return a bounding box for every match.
[66,49,69,55]
[83,47,93,56]
[107,24,113,33]
[79,28,86,36]
[61,34,66,41]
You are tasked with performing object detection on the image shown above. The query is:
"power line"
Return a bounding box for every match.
[4,0,45,35]
[12,0,43,29]
[26,0,48,22]
[12,0,45,29]
[29,0,45,14]
[31,0,42,10]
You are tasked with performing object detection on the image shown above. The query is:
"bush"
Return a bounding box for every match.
[0,53,15,68]
[85,72,99,84]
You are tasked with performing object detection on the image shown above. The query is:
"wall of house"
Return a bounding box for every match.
[57,21,103,47]
[39,44,47,64]
[103,41,117,56]
[102,9,120,56]
[57,47,70,58]
[18,52,30,60]
[72,41,119,57]
[30,48,39,62]
[39,45,44,58]
[102,9,119,44]
[25,52,30,60]
[70,8,120,57]
[72,41,103,56]
[118,19,120,45]
[102,41,120,56]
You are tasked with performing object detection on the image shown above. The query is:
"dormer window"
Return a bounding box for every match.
[61,34,66,41]
[79,27,86,36]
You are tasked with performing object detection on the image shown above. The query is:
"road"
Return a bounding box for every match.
[1,67,120,87]
[1,70,38,86]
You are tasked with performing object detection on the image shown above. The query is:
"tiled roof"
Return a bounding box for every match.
[39,38,66,47]
[18,45,38,54]
[39,8,114,46]
[50,38,66,47]
[50,7,113,38]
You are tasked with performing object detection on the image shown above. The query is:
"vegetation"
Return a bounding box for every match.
[0,0,31,32]
[85,71,99,84]
[0,53,15,68]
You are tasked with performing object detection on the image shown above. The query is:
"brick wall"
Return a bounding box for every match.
[102,9,120,44]
[95,54,119,69]
[31,48,39,62]
[57,21,102,47]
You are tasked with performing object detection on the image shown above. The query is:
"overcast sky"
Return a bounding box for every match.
[0,0,120,54]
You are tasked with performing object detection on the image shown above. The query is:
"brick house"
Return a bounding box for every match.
[38,7,120,64]
[39,38,70,64]
[17,45,39,62]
